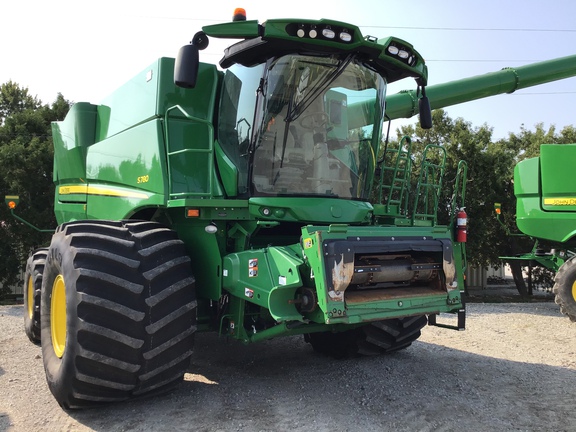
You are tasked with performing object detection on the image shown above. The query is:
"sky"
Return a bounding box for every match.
[2,0,575,140]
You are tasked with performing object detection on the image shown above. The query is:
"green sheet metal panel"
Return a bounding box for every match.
[83,119,167,219]
[53,202,87,225]
[515,151,576,243]
[515,157,544,239]
[540,144,576,211]
[86,119,167,195]
[248,197,373,224]
[170,216,225,301]
[222,245,304,322]
[95,58,219,142]
[52,102,98,183]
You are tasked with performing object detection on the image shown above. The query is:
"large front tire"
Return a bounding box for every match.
[23,248,48,344]
[41,220,197,409]
[553,257,576,322]
[305,316,427,359]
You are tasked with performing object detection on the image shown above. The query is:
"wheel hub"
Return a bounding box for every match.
[51,275,67,358]
[27,276,34,320]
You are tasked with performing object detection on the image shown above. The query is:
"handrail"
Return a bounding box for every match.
[411,144,446,224]
[378,135,412,215]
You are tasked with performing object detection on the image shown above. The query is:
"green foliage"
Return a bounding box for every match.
[0,81,70,297]
[529,266,555,292]
[0,81,41,122]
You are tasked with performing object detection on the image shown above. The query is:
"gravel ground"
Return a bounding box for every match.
[1,301,576,432]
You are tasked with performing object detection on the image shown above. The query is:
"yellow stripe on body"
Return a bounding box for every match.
[59,185,149,200]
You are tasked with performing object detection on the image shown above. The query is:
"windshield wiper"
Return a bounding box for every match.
[285,54,356,123]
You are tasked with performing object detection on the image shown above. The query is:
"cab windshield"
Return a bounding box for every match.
[217,54,386,199]
[251,54,386,199]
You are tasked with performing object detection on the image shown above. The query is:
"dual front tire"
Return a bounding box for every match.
[305,315,427,359]
[23,248,48,344]
[553,257,576,322]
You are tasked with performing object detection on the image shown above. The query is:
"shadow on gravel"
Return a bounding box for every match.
[464,301,566,319]
[0,305,24,317]
[466,286,554,303]
[66,332,576,432]
[0,412,10,432]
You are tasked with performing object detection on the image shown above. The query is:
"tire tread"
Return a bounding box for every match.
[41,220,196,409]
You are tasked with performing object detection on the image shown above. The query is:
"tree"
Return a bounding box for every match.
[0,82,70,297]
[0,80,41,123]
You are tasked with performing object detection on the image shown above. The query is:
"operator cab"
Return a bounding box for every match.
[174,13,431,200]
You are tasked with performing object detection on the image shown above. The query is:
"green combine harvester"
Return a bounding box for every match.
[512,145,576,320]
[10,9,576,409]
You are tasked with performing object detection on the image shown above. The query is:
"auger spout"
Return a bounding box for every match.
[384,54,576,121]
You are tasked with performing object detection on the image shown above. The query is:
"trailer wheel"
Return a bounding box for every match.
[40,220,196,409]
[305,315,427,359]
[23,248,48,344]
[553,257,576,322]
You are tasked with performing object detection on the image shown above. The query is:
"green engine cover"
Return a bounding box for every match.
[515,144,576,243]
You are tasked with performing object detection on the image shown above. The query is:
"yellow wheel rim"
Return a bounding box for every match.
[51,275,67,358]
[27,276,34,319]
[572,280,576,302]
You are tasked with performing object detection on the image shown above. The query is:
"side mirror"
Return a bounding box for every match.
[174,44,200,89]
[418,95,432,130]
[174,32,209,89]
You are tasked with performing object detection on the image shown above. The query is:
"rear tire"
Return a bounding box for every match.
[23,248,48,344]
[305,316,427,359]
[553,257,576,322]
[41,220,197,409]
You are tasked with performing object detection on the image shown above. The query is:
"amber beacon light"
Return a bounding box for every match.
[233,8,246,21]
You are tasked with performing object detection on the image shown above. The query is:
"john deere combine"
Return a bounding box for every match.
[14,10,576,409]
[513,145,576,320]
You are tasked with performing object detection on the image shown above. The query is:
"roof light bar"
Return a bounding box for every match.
[287,22,354,43]
[386,42,417,66]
